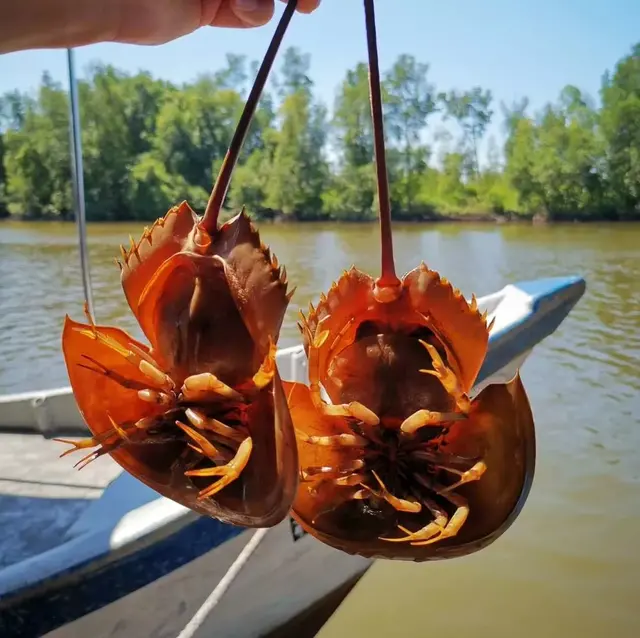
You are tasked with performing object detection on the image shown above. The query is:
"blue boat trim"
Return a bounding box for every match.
[0,516,246,638]
[479,275,586,381]
[0,275,587,638]
[511,274,585,300]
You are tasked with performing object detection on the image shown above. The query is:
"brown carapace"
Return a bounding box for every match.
[56,0,536,554]
[281,0,536,561]
[55,2,301,528]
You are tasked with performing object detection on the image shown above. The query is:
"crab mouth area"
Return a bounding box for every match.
[123,397,259,502]
[299,321,489,549]
[57,310,282,508]
[61,385,264,502]
[353,319,450,358]
[306,415,485,546]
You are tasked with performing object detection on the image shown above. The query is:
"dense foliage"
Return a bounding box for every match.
[1,44,639,222]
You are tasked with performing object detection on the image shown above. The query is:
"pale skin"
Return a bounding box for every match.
[0,0,321,54]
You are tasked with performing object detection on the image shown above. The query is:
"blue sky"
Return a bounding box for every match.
[1,0,638,164]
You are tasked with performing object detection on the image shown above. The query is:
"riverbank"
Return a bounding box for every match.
[2,208,639,225]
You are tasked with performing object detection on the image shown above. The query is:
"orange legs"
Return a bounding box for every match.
[56,307,280,501]
[302,322,380,426]
[297,332,488,548]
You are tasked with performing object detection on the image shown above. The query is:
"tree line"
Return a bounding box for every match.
[1,44,639,223]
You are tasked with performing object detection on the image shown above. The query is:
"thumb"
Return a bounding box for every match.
[230,0,275,27]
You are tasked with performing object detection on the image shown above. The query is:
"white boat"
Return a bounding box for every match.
[0,274,586,638]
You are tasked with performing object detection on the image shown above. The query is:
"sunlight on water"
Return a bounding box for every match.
[0,221,639,637]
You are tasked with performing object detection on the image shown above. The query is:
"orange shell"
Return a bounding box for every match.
[120,202,292,383]
[60,203,299,528]
[287,264,536,560]
[285,374,535,561]
[302,264,489,402]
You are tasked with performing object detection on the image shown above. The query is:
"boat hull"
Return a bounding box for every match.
[0,275,586,638]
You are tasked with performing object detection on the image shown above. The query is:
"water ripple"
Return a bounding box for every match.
[2,221,640,638]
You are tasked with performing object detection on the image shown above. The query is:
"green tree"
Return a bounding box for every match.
[384,54,436,216]
[440,87,493,178]
[600,43,640,218]
[3,74,71,218]
[0,132,7,217]
[266,47,329,219]
[324,62,376,220]
[2,44,640,224]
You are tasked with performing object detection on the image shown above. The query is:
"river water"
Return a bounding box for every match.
[0,220,638,637]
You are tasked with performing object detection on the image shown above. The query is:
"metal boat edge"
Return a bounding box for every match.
[0,275,587,638]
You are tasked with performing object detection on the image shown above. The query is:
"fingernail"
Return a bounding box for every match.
[234,0,259,11]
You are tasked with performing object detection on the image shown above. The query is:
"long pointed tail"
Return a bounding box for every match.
[364,0,401,302]
[201,0,298,233]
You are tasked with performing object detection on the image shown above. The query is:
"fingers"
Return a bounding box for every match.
[227,0,275,27]
[208,0,319,30]
[278,0,321,14]
[206,0,272,28]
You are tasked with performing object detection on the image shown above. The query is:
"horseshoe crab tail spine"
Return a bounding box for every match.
[201,0,298,234]
[364,0,400,297]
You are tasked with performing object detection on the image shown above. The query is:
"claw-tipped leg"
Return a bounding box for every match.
[296,431,369,448]
[300,459,365,482]
[73,310,174,394]
[305,323,380,426]
[250,338,278,390]
[380,497,448,543]
[437,460,487,493]
[54,435,111,470]
[181,372,243,403]
[410,491,470,546]
[318,400,380,426]
[420,340,470,413]
[380,490,470,547]
[184,408,247,443]
[400,408,466,436]
[54,413,159,469]
[362,470,422,514]
[175,420,232,464]
[185,436,253,500]
[54,428,125,470]
[54,436,103,457]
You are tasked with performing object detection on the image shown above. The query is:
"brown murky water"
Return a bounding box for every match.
[0,221,639,637]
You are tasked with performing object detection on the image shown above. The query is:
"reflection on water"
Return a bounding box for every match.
[1,221,639,637]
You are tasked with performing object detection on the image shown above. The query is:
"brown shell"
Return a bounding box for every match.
[60,204,299,528]
[287,263,536,560]
[302,264,490,401]
[285,374,535,561]
[120,202,292,382]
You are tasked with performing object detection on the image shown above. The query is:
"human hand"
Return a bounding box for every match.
[210,0,320,28]
[0,0,321,54]
[118,0,322,45]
